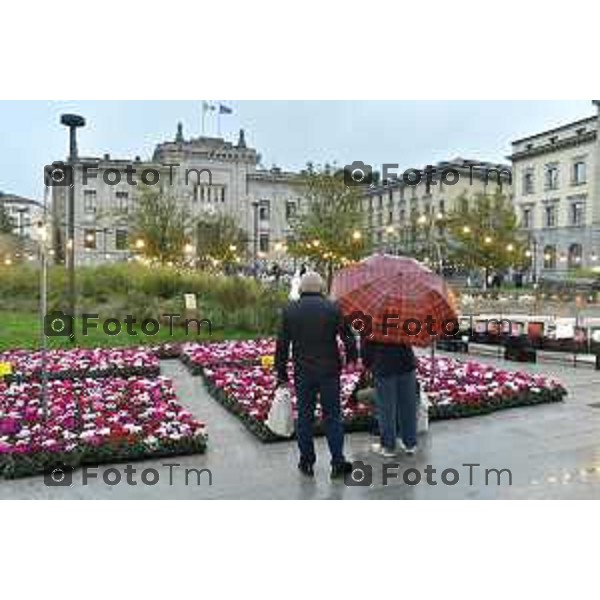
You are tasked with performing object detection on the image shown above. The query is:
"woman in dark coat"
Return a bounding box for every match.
[362,339,418,457]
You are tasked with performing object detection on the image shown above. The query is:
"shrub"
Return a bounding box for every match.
[1,263,288,336]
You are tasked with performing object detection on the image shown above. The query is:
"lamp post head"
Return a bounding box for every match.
[60,114,85,128]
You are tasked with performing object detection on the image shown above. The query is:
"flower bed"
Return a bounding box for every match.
[0,376,207,478]
[202,364,369,442]
[180,339,276,375]
[416,356,566,418]
[185,339,567,442]
[0,347,160,382]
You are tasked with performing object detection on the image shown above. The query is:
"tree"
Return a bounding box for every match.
[0,203,14,234]
[196,213,248,270]
[288,164,370,289]
[445,190,526,285]
[129,186,192,265]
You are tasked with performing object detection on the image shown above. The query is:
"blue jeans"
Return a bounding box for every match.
[294,372,345,466]
[374,369,418,451]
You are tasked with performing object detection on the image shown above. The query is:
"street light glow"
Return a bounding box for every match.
[484,236,492,244]
[352,230,362,241]
[462,226,471,234]
[135,239,145,249]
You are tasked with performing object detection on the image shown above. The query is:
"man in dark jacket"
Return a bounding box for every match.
[275,272,357,478]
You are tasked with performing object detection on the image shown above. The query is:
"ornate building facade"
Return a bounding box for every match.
[362,158,512,257]
[509,102,600,276]
[51,126,302,265]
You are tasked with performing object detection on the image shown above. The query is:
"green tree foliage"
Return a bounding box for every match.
[0,203,14,234]
[129,186,192,265]
[445,190,527,277]
[288,165,370,289]
[196,213,248,269]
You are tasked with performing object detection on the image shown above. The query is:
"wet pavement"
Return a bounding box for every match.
[2,354,600,499]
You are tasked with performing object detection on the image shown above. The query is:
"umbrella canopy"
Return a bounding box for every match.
[331,254,458,346]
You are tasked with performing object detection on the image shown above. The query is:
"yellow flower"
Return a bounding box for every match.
[0,362,13,377]
[260,355,275,368]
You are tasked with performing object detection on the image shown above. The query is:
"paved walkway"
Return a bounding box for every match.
[2,355,600,499]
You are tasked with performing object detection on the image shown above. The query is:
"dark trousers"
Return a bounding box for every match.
[374,369,418,450]
[294,371,345,466]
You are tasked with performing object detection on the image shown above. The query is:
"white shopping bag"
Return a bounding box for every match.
[266,386,295,437]
[417,390,430,434]
[289,274,301,301]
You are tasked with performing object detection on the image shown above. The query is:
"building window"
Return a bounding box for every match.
[259,201,270,222]
[573,161,586,185]
[521,207,532,229]
[377,212,383,226]
[543,245,556,269]
[438,199,445,214]
[570,200,585,226]
[388,210,393,224]
[544,164,559,190]
[376,231,383,245]
[84,229,97,250]
[259,233,270,253]
[545,204,557,228]
[115,190,129,213]
[115,229,128,251]
[221,187,226,203]
[83,190,97,214]
[285,201,297,220]
[399,209,406,223]
[568,243,582,269]
[378,195,383,209]
[523,169,534,195]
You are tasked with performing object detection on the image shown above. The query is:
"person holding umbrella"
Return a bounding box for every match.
[362,337,417,457]
[275,271,358,478]
[331,254,458,457]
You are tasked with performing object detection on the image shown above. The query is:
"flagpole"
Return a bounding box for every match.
[202,103,206,135]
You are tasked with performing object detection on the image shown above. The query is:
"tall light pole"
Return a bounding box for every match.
[60,113,85,341]
[252,200,259,278]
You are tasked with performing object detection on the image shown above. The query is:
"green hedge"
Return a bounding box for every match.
[0,263,288,335]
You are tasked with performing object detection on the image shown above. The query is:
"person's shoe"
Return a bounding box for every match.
[330,461,354,479]
[403,445,417,456]
[380,447,397,458]
[298,462,314,477]
[396,439,407,452]
[371,442,397,458]
[370,442,383,454]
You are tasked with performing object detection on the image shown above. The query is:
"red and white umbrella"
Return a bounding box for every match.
[331,254,458,347]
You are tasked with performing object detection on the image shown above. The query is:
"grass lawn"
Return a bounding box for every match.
[0,311,262,351]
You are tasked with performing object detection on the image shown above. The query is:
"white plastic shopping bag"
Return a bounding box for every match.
[266,386,295,437]
[417,389,430,434]
[289,274,301,301]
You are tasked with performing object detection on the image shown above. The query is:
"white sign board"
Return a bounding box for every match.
[184,294,197,310]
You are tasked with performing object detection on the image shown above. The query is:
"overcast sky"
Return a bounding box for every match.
[0,100,595,200]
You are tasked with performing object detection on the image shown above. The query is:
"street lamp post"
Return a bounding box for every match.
[60,113,85,341]
[252,200,259,278]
